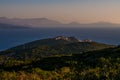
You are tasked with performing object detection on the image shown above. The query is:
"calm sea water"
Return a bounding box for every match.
[0,27,120,50]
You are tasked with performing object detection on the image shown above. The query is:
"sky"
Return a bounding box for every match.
[0,0,120,23]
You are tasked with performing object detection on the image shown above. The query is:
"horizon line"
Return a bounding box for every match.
[1,16,120,25]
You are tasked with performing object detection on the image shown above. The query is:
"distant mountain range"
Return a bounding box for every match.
[0,17,120,28]
[0,17,62,28]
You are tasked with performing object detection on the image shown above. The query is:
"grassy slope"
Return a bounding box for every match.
[0,37,118,80]
[0,47,120,80]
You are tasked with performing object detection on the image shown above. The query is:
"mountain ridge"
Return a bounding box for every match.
[0,17,120,27]
[0,36,115,60]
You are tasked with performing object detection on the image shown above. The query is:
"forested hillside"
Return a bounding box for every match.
[0,36,118,80]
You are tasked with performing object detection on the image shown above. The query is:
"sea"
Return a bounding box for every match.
[0,27,120,51]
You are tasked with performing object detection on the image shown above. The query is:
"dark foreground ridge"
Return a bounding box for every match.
[0,36,119,80]
[0,36,114,59]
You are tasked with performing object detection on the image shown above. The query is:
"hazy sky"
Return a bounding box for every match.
[0,0,120,23]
